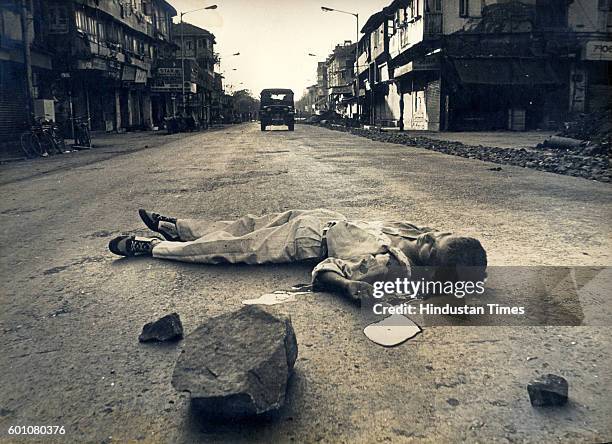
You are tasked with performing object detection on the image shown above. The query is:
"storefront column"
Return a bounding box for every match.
[114,89,121,132]
[143,93,153,129]
[127,91,134,127]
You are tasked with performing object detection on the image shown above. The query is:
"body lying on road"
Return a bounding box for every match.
[109,209,487,301]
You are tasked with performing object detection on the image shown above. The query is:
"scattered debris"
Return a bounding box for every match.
[526,356,537,361]
[172,305,298,419]
[363,313,421,347]
[542,136,582,150]
[315,123,610,182]
[138,313,183,343]
[527,373,568,407]
[559,109,612,147]
[447,398,460,407]
[488,166,503,171]
[243,291,297,306]
[243,286,312,306]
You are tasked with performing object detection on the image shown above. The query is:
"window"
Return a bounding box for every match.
[459,0,469,17]
[75,10,87,32]
[48,4,69,33]
[97,22,105,41]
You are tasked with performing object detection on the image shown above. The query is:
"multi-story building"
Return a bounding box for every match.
[0,0,54,141]
[326,40,357,117]
[359,0,611,131]
[358,7,394,126]
[169,22,216,125]
[315,61,328,112]
[42,0,177,133]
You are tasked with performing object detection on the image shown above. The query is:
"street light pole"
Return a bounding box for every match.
[179,5,217,115]
[180,12,185,115]
[321,6,360,125]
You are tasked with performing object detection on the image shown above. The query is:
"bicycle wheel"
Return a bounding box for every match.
[20,132,35,158]
[21,132,43,157]
[53,133,66,154]
[39,132,55,156]
[81,127,91,147]
[51,131,66,154]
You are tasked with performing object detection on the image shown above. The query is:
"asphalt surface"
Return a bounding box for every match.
[1,123,610,443]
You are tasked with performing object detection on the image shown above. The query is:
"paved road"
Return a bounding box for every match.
[1,123,610,443]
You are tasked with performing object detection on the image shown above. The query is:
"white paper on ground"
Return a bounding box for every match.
[363,313,422,347]
[242,289,314,306]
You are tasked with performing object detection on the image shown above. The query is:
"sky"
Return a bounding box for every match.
[166,0,390,98]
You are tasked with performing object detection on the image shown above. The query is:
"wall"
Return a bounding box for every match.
[400,75,440,130]
[388,1,424,58]
[568,0,609,33]
[441,0,538,34]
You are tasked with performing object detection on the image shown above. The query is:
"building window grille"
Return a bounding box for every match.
[459,0,469,17]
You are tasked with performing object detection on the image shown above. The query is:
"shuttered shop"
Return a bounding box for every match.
[0,62,28,141]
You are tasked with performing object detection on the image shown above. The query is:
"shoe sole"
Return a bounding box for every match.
[109,235,133,256]
[138,208,177,241]
[139,209,158,232]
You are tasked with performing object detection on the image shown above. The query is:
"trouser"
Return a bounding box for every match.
[152,209,346,264]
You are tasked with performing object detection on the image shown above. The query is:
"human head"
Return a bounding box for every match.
[416,232,488,282]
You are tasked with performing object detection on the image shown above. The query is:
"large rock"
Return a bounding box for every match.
[138,312,183,342]
[172,305,298,419]
[527,374,568,407]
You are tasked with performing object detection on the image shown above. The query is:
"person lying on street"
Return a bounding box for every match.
[108,209,487,302]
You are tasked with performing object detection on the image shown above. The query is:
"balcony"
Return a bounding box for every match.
[424,13,442,39]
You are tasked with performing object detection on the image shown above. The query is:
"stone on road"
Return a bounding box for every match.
[138,312,184,343]
[171,305,298,419]
[527,374,569,407]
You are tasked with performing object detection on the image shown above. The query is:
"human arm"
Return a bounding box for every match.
[314,271,374,303]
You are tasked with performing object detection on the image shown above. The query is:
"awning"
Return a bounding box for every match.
[451,58,560,85]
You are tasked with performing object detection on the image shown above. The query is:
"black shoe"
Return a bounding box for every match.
[109,235,161,257]
[138,209,179,241]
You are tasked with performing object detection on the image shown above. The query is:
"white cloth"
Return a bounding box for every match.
[151,209,432,284]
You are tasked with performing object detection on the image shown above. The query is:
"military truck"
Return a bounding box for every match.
[259,88,295,131]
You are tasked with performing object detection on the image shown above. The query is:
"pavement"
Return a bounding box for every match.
[0,123,610,443]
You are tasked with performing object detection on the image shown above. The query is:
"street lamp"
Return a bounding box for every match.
[180,4,217,114]
[321,5,359,124]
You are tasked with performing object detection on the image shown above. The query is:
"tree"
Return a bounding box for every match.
[232,89,260,121]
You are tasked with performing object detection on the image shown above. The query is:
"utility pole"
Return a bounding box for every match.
[20,0,35,125]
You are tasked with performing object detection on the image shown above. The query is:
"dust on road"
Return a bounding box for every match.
[1,123,610,443]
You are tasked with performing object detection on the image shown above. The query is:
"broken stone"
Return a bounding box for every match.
[172,305,298,419]
[527,374,568,407]
[138,313,183,342]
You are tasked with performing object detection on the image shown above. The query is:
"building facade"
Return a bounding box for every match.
[44,0,177,133]
[169,22,216,125]
[0,0,53,141]
[326,41,357,117]
[356,0,612,131]
[1,0,178,144]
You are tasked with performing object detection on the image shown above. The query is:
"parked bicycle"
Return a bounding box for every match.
[20,118,65,158]
[72,116,91,148]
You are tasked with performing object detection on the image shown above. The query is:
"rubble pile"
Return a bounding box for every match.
[316,123,610,182]
[558,109,612,152]
[172,305,298,419]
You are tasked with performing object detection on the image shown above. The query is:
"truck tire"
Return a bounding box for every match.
[260,123,266,131]
[288,123,294,131]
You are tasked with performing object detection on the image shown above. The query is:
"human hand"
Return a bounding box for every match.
[344,280,374,303]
